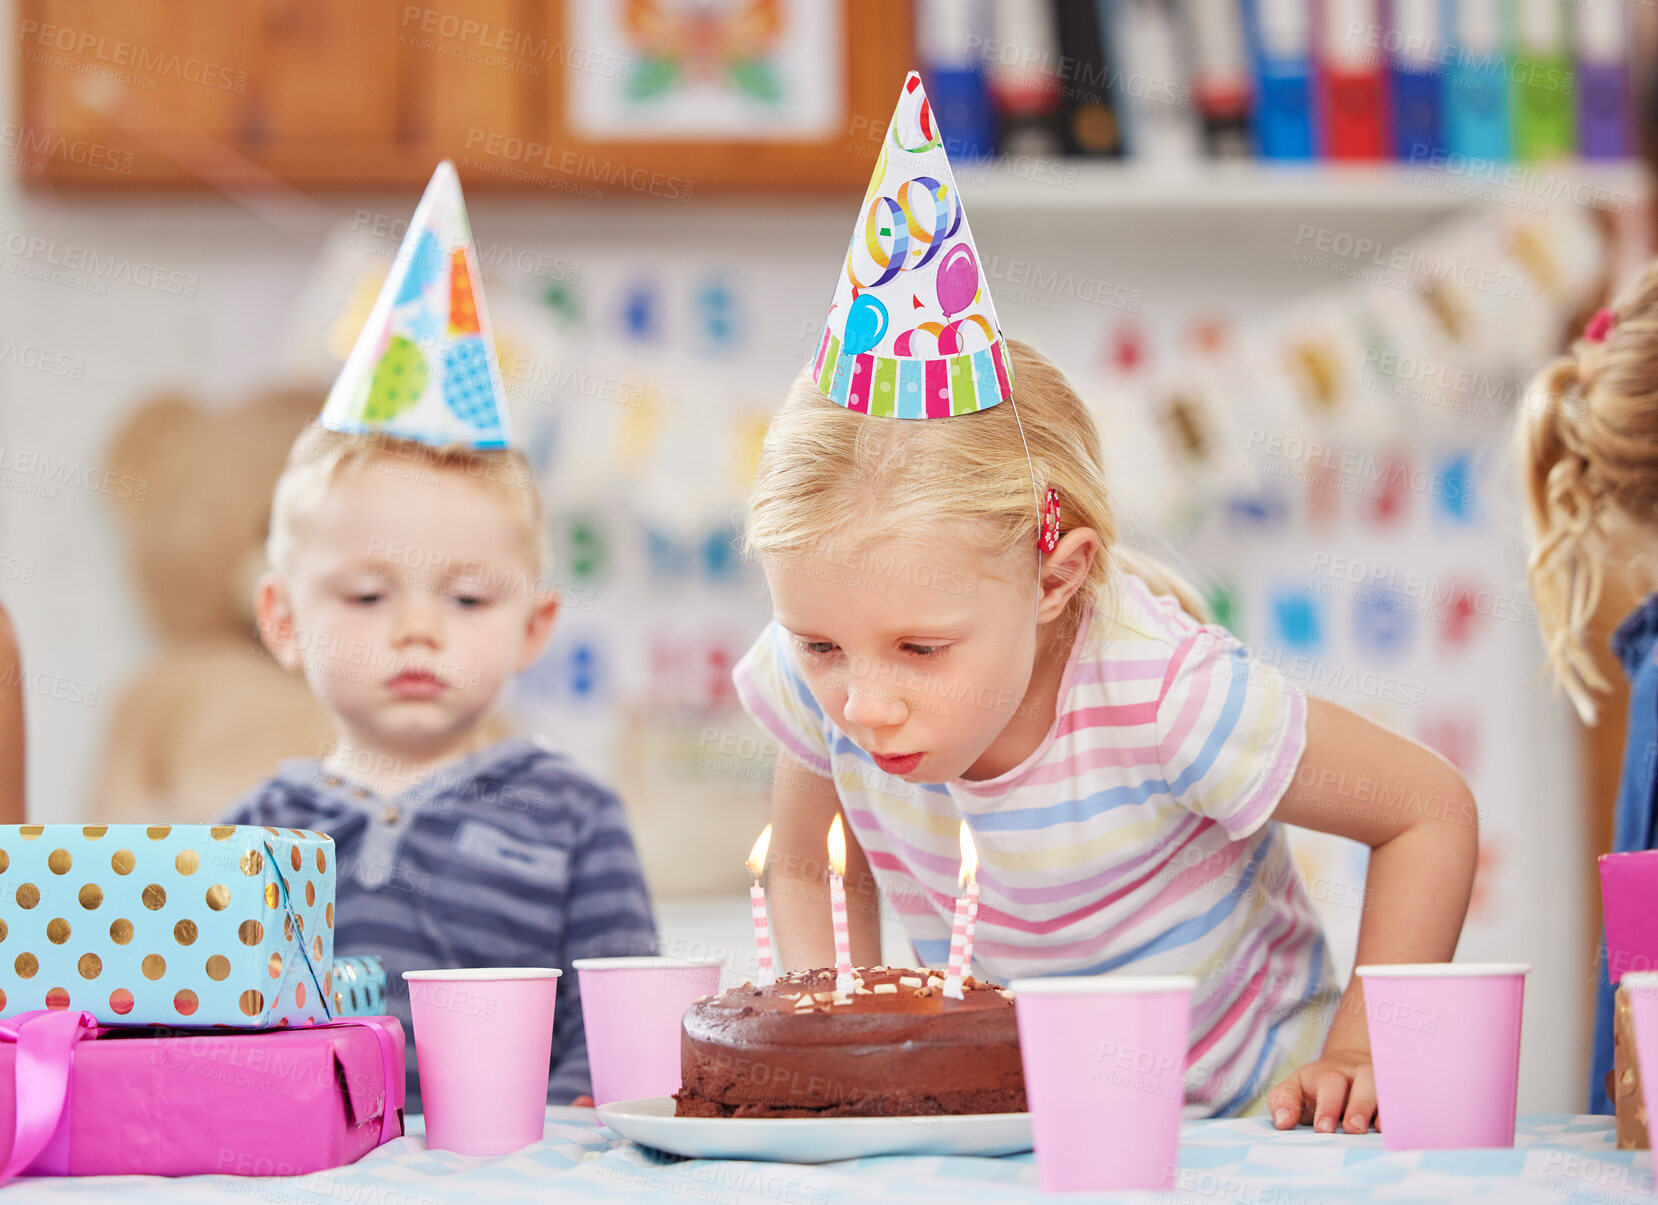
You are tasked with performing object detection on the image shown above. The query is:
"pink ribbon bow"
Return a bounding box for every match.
[0,1010,97,1183]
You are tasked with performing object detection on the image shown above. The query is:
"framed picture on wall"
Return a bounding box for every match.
[545,0,910,193]
[19,0,911,192]
[566,0,844,142]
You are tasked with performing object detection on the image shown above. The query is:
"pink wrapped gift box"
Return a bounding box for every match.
[0,1012,404,1179]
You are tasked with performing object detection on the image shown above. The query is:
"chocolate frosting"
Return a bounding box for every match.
[675,966,1026,1117]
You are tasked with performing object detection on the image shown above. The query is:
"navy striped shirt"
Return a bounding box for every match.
[221,737,658,1109]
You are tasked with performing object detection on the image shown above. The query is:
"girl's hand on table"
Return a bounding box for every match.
[1266,1050,1378,1134]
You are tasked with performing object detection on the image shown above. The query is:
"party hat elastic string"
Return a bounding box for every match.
[1007,391,1063,631]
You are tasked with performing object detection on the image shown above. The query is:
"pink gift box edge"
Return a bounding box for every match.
[1600,851,1658,986]
[0,1017,404,1178]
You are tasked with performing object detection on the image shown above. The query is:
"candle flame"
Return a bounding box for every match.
[958,820,978,889]
[827,814,847,877]
[746,824,772,879]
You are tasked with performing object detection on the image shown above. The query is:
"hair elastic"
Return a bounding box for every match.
[1583,307,1616,344]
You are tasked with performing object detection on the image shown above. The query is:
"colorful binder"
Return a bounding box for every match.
[1053,0,1123,156]
[1576,0,1630,159]
[1103,0,1203,161]
[1176,0,1254,157]
[1443,0,1510,160]
[916,0,997,159]
[986,0,1066,155]
[1320,0,1388,159]
[1387,0,1443,160]
[1509,0,1574,162]
[1246,0,1316,159]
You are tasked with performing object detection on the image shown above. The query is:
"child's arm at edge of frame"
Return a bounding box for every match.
[1264,695,1479,1134]
[767,749,882,971]
[0,604,23,824]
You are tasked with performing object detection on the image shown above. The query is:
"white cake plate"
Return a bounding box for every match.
[596,1096,1033,1163]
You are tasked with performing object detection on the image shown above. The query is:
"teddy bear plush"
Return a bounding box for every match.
[88,389,337,825]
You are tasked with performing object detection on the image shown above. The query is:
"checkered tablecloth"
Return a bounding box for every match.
[1,1111,1650,1203]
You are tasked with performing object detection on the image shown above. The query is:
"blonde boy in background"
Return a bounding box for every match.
[221,164,655,1111]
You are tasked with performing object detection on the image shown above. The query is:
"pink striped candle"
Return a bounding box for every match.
[750,884,775,987]
[828,815,854,997]
[746,824,775,987]
[943,821,980,1000]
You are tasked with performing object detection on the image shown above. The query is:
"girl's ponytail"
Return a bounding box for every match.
[1520,355,1612,722]
[1518,260,1658,723]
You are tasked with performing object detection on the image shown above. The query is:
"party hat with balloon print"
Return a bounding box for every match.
[321,160,512,448]
[810,71,1012,418]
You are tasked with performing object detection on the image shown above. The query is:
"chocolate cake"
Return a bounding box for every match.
[674,965,1025,1118]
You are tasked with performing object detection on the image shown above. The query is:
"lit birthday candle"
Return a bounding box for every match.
[747,824,776,987]
[943,821,980,1000]
[827,815,854,998]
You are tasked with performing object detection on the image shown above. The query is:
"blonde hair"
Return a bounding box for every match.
[267,422,546,576]
[1519,263,1658,724]
[743,338,1207,629]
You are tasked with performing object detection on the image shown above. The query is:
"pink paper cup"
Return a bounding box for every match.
[1010,975,1195,1194]
[403,967,561,1155]
[1356,962,1528,1151]
[573,956,724,1105]
[1601,852,1658,985]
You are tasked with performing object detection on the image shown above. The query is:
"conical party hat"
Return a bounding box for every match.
[321,160,512,449]
[810,72,1013,419]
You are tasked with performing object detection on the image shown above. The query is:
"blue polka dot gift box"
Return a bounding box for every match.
[330,954,387,1017]
[0,824,336,1028]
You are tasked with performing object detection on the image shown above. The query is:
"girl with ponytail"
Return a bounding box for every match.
[1518,264,1658,1114]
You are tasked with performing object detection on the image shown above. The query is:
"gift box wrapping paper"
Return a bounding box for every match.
[331,955,387,1017]
[0,824,336,1027]
[0,1014,404,1177]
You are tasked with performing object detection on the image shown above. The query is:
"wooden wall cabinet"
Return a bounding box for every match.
[16,0,911,193]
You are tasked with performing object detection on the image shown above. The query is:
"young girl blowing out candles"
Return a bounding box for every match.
[735,73,1478,1130]
[1517,264,1658,1115]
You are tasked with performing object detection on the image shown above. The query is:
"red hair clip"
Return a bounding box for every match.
[1583,307,1617,344]
[1039,487,1061,554]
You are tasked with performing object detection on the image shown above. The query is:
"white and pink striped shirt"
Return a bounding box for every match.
[733,574,1339,1117]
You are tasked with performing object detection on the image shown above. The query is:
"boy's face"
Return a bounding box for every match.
[258,463,556,765]
[764,530,1040,784]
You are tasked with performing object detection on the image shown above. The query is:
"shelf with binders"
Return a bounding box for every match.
[957,157,1652,216]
